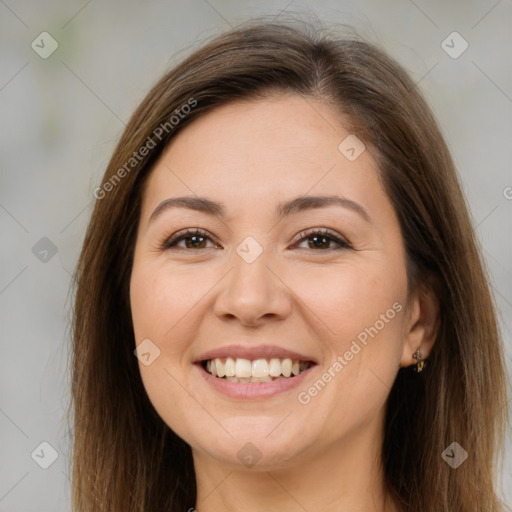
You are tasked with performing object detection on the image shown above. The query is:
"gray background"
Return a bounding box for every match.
[1,0,511,510]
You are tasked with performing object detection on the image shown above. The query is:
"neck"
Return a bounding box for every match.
[192,414,399,512]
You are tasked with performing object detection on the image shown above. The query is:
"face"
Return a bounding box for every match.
[130,94,415,470]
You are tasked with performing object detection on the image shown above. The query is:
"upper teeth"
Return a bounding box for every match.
[205,357,308,379]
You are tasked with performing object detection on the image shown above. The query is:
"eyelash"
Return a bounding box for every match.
[161,228,352,252]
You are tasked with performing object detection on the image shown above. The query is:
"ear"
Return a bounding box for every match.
[400,280,440,368]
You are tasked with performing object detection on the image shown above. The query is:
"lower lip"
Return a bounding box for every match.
[195,363,317,399]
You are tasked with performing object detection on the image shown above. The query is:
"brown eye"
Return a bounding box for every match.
[163,229,219,250]
[294,229,352,251]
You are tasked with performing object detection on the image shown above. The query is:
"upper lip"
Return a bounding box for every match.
[195,344,318,363]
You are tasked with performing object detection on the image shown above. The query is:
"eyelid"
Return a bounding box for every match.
[161,227,352,251]
[161,228,219,250]
[291,227,352,250]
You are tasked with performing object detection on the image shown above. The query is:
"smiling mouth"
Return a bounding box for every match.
[201,357,315,383]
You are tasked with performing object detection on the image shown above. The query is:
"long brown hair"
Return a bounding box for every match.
[69,19,509,511]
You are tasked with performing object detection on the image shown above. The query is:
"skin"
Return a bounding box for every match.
[129,93,439,512]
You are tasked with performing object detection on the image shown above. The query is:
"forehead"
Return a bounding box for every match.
[141,94,388,223]
[161,94,352,176]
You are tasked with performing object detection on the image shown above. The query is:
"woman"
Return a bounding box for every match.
[70,19,509,511]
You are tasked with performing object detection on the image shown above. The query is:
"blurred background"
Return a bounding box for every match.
[1,0,511,510]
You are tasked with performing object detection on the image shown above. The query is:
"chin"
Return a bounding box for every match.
[177,413,319,470]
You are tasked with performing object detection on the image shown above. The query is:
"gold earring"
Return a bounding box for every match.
[412,349,425,373]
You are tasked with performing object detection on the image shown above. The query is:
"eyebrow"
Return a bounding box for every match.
[148,194,371,225]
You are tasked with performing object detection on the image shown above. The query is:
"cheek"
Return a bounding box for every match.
[129,262,196,420]
[292,261,406,414]
[129,260,208,436]
[130,261,204,349]
[292,262,406,352]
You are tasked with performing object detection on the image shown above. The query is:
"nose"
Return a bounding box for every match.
[213,246,292,327]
